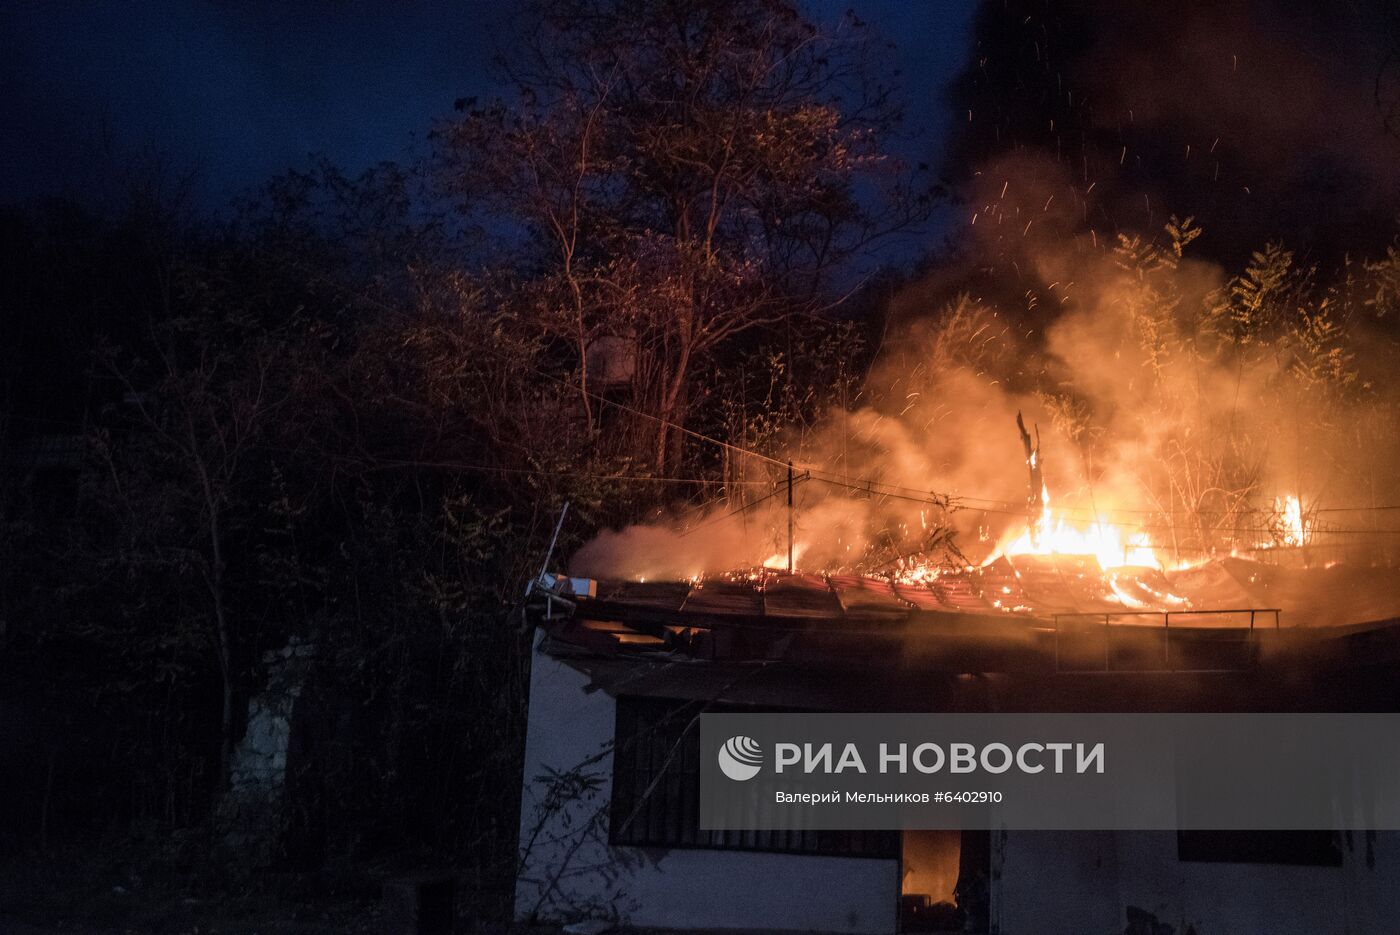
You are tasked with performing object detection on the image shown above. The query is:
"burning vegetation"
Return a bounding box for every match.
[573,0,1400,594]
[573,233,1397,597]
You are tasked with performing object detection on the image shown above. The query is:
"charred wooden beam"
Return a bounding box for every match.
[1016,411,1045,544]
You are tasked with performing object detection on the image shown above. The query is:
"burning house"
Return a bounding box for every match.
[514,549,1400,934]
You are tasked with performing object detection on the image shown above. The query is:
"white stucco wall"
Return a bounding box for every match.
[996,829,1400,935]
[516,629,1400,934]
[514,632,899,933]
[992,831,1120,935]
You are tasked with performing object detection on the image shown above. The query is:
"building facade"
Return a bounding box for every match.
[515,565,1400,934]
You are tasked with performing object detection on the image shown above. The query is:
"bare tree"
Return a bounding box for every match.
[436,0,933,473]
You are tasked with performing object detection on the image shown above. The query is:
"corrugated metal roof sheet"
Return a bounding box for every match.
[537,555,1400,676]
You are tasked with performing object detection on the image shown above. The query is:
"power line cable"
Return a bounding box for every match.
[110,249,1400,525]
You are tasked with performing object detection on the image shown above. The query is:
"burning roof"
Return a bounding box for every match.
[530,553,1400,678]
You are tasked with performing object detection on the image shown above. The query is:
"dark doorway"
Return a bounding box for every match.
[900,829,991,933]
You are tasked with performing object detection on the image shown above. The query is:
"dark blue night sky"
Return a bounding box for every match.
[0,1,977,212]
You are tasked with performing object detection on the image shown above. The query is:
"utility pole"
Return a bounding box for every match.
[787,461,795,574]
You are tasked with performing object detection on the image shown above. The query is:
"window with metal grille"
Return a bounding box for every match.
[608,695,897,858]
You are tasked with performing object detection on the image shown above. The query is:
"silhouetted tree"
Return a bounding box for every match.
[436,0,931,473]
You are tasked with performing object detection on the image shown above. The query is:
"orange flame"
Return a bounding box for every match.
[990,485,1162,570]
[1277,494,1309,546]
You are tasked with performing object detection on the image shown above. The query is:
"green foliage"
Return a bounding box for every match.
[1226,243,1299,344]
[1289,297,1358,400]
